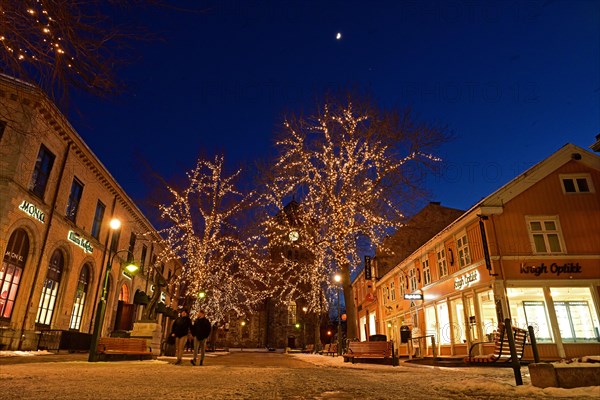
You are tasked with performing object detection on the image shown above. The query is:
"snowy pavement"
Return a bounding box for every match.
[0,351,598,399]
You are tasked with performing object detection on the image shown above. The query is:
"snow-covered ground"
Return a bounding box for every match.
[0,350,598,399]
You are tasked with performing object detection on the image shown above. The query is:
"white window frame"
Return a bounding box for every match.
[559,173,595,194]
[525,216,566,254]
[390,281,396,301]
[436,246,448,277]
[398,273,406,296]
[408,268,418,292]
[456,233,471,268]
[422,256,431,285]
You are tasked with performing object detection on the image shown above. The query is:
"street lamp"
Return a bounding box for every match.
[334,273,342,356]
[302,306,308,349]
[88,248,138,362]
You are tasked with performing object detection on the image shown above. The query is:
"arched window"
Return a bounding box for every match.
[119,284,129,302]
[287,301,297,325]
[1,229,30,319]
[36,249,64,325]
[69,263,90,330]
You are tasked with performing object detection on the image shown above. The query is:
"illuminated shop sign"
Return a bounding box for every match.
[520,262,581,277]
[18,200,45,223]
[68,231,93,253]
[404,293,423,300]
[454,270,480,290]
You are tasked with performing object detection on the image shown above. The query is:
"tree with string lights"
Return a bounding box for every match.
[260,95,448,340]
[154,155,268,325]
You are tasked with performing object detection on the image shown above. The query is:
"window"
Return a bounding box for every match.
[1,229,30,319]
[527,217,564,254]
[382,287,388,305]
[450,298,465,344]
[91,200,105,239]
[477,290,497,341]
[398,274,406,297]
[437,301,451,345]
[140,245,148,273]
[29,144,56,199]
[390,281,396,301]
[287,301,297,325]
[560,174,594,194]
[456,234,471,268]
[507,287,553,342]
[422,257,431,285]
[550,287,600,343]
[36,249,64,326]
[69,264,90,330]
[127,232,136,262]
[408,268,418,292]
[110,226,121,252]
[436,247,448,277]
[65,177,84,222]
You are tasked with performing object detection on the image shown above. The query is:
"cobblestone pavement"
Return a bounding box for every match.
[1,351,598,399]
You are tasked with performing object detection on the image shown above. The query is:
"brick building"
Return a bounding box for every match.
[0,75,180,351]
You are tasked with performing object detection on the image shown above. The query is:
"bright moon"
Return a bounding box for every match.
[336,32,342,40]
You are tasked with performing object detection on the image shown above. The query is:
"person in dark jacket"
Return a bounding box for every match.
[190,310,211,366]
[171,309,192,364]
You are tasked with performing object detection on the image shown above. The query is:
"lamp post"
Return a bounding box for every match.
[334,273,342,356]
[302,306,308,349]
[88,248,138,362]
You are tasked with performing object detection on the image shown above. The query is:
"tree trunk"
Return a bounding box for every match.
[341,265,358,340]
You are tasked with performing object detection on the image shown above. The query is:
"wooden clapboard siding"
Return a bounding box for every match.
[493,161,600,256]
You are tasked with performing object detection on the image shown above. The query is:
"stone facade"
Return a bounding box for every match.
[0,75,179,351]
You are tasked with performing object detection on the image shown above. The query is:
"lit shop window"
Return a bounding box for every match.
[450,297,466,344]
[425,305,437,341]
[507,287,553,342]
[550,287,600,343]
[477,290,498,341]
[36,249,64,326]
[526,217,565,254]
[1,229,29,319]
[560,174,594,194]
[69,264,90,330]
[437,301,451,345]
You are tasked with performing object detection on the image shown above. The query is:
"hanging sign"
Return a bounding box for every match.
[68,231,93,253]
[404,293,423,300]
[18,200,45,223]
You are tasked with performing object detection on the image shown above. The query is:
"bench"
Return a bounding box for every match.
[319,343,337,356]
[302,344,314,353]
[343,340,396,366]
[463,319,529,385]
[97,337,152,361]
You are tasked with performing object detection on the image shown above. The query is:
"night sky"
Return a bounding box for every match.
[68,1,599,221]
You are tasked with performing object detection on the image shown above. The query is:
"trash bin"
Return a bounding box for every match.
[400,325,411,343]
[369,334,387,342]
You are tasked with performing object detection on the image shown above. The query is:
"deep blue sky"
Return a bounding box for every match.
[69,0,599,222]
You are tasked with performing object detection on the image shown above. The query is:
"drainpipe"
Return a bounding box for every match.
[18,142,71,350]
[87,195,118,333]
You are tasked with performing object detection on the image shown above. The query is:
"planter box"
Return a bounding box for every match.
[528,363,600,388]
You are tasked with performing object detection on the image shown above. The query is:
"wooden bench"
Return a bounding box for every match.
[319,343,337,356]
[343,340,396,366]
[302,344,314,353]
[464,320,529,385]
[97,337,152,361]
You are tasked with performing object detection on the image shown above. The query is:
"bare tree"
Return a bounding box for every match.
[153,155,268,324]
[260,94,448,340]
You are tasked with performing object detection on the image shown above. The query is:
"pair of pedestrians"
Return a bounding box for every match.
[170,309,211,365]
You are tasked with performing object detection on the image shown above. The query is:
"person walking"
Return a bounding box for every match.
[191,310,211,366]
[171,309,192,365]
